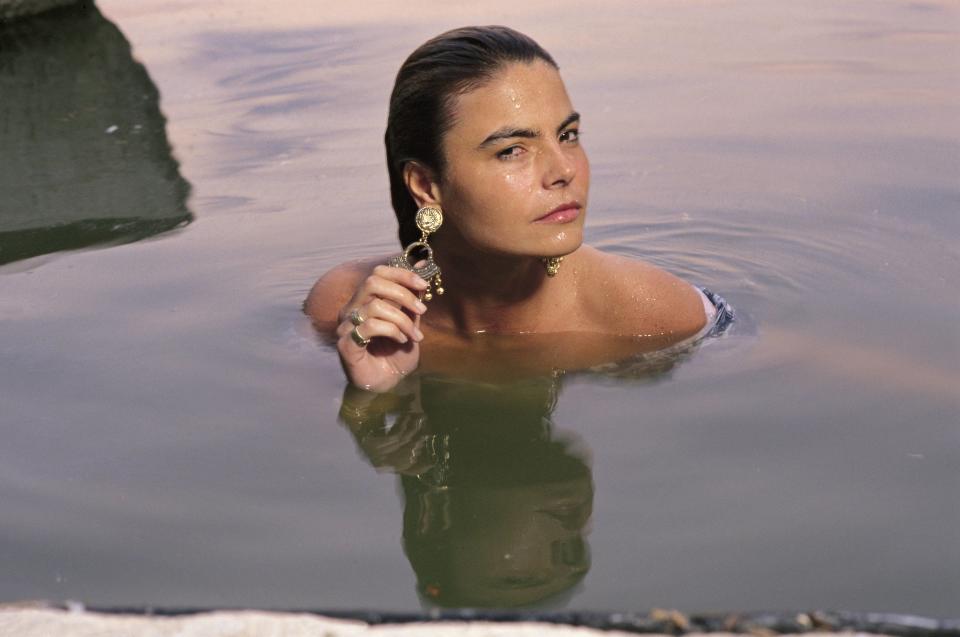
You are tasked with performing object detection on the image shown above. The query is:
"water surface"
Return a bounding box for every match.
[0,0,957,615]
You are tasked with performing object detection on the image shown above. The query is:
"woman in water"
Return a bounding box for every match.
[306,26,727,392]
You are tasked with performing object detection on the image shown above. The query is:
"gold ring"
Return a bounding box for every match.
[350,325,370,348]
[349,308,365,326]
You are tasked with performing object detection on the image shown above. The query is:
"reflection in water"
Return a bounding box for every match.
[340,377,593,608]
[0,3,191,266]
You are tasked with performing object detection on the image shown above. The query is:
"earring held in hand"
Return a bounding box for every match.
[387,206,445,301]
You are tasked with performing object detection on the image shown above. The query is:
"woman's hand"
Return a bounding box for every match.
[335,265,429,393]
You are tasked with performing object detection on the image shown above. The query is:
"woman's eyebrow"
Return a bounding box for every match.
[476,111,581,150]
[556,111,580,133]
[477,126,539,149]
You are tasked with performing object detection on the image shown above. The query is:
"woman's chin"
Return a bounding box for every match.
[542,230,584,258]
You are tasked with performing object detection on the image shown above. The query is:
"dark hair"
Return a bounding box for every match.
[384,26,558,246]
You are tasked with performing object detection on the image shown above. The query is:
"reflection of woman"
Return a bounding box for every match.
[306,26,729,392]
[340,378,593,608]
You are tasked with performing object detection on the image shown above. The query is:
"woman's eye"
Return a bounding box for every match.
[560,129,580,143]
[497,145,524,159]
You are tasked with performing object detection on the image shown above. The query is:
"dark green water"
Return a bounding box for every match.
[0,0,957,615]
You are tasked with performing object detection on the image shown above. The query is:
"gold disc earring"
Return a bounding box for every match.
[387,206,445,301]
[543,256,563,277]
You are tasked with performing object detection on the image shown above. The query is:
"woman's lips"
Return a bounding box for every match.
[534,203,581,223]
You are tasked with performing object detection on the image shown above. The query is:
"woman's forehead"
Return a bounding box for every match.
[447,61,574,141]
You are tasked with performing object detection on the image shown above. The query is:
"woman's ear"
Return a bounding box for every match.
[403,161,442,208]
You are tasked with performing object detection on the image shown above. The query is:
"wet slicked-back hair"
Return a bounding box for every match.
[385,26,558,246]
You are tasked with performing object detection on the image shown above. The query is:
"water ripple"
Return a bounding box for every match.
[587,204,958,304]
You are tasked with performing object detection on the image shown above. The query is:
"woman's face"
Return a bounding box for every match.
[436,60,590,259]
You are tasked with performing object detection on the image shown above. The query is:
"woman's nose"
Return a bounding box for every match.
[542,144,576,188]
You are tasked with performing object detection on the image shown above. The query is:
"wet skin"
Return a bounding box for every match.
[306,60,707,390]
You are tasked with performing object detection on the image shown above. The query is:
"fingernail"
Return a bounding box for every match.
[415,329,425,341]
[415,301,427,313]
[414,276,429,289]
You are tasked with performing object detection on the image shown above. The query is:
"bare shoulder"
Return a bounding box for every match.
[303,256,384,325]
[575,246,707,339]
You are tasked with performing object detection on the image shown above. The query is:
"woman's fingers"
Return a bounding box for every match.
[339,298,424,342]
[335,264,431,376]
[364,298,423,343]
[350,266,429,318]
[340,316,409,347]
[372,264,429,292]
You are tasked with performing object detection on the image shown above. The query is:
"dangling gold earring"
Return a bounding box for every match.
[387,206,445,301]
[542,256,563,277]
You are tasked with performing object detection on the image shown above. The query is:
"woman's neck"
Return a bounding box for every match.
[425,240,575,336]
